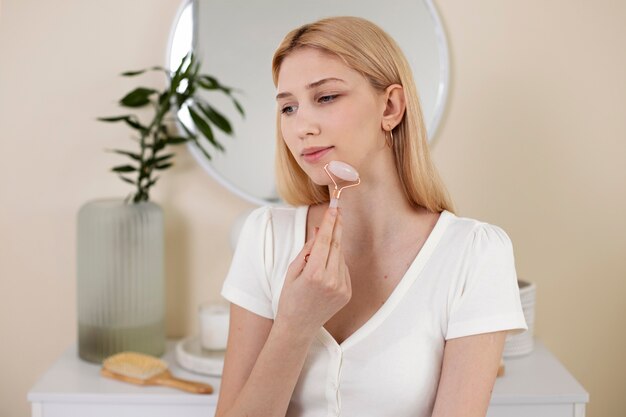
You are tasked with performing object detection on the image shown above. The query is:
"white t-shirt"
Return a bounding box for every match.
[220,205,528,417]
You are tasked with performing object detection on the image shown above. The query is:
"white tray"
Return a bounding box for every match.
[175,335,225,376]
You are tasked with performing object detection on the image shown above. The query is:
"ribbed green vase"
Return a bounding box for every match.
[77,199,165,363]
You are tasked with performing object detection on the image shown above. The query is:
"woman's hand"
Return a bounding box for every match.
[275,207,352,336]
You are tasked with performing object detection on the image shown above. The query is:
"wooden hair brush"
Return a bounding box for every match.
[101,351,213,394]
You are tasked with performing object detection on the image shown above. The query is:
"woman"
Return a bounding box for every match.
[216,16,527,417]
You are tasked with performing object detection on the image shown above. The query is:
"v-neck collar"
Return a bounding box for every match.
[294,205,452,352]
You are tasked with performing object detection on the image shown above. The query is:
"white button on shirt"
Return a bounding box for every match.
[221,205,528,417]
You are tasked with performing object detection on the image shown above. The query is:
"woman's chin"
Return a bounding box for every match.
[309,177,332,187]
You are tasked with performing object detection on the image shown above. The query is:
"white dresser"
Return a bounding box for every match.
[28,338,588,417]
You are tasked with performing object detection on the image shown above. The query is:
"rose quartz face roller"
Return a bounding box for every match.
[323,160,361,208]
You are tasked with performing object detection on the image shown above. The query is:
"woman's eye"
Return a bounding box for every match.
[281,105,296,115]
[281,95,337,116]
[319,94,338,103]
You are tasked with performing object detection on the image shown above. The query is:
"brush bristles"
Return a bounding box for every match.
[103,352,168,380]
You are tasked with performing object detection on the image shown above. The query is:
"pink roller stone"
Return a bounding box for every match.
[325,161,360,208]
[328,161,359,182]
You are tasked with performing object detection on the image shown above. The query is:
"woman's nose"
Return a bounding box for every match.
[294,106,321,138]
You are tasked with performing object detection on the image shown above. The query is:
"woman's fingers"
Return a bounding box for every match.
[289,230,317,278]
[302,227,319,264]
[277,206,351,332]
[307,207,339,270]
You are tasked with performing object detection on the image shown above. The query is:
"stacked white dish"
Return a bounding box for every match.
[175,336,225,376]
[503,279,536,358]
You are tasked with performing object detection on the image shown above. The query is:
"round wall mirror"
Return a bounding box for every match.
[167,0,450,206]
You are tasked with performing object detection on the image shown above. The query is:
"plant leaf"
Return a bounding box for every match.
[123,117,148,132]
[97,115,133,122]
[121,69,147,77]
[170,74,182,96]
[197,75,239,95]
[109,149,141,161]
[112,165,137,173]
[178,120,197,139]
[182,55,196,79]
[120,87,157,107]
[118,175,136,185]
[188,106,225,152]
[154,141,166,152]
[121,66,166,77]
[98,115,146,132]
[211,76,232,94]
[191,61,201,79]
[198,75,218,90]
[170,52,190,90]
[197,102,232,134]
[177,117,215,160]
[146,176,160,187]
[231,97,245,117]
[166,136,189,145]
[158,91,170,106]
[189,137,213,161]
[155,163,173,170]
[150,153,175,165]
[176,92,189,107]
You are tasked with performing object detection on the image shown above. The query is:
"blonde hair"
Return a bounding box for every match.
[271,16,455,214]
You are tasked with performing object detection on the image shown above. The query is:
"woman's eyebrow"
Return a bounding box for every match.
[276,77,346,100]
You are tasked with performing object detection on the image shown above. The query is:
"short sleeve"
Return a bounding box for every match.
[220,206,274,319]
[445,223,528,340]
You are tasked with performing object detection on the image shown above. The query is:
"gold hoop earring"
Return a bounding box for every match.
[385,124,394,148]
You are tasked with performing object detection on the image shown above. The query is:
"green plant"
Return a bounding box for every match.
[98,53,244,203]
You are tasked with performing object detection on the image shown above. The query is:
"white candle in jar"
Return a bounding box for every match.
[199,302,230,351]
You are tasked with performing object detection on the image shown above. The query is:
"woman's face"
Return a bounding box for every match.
[276,47,387,186]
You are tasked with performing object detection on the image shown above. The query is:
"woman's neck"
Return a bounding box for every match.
[323,158,426,252]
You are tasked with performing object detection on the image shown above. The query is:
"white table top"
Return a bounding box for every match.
[494,340,588,404]
[28,340,222,405]
[28,338,588,406]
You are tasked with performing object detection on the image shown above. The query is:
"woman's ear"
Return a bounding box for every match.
[381,84,406,130]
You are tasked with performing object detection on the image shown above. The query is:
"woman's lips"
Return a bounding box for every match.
[302,147,333,163]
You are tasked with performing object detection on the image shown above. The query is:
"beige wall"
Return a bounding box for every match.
[1,1,624,416]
